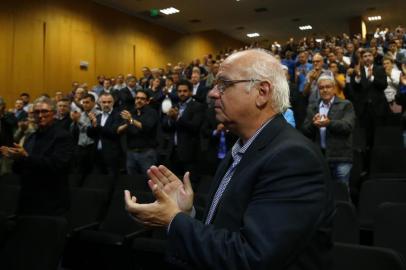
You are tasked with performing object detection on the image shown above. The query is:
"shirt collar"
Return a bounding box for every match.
[103,109,112,115]
[180,97,192,106]
[319,96,335,109]
[231,116,275,159]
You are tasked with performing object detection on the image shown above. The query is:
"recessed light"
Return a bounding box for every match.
[160,7,180,15]
[299,25,312,31]
[368,16,381,21]
[247,33,260,38]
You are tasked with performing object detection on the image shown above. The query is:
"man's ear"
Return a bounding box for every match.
[255,81,272,108]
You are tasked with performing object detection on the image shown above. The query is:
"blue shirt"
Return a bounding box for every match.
[296,63,313,93]
[283,109,296,128]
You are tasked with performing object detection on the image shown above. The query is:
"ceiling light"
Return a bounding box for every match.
[368,16,381,21]
[247,33,260,38]
[299,25,312,31]
[160,7,180,15]
[315,38,324,43]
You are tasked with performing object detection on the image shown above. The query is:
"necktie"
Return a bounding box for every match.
[205,154,240,224]
[217,131,227,159]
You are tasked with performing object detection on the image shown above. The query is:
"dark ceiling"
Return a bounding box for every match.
[93,0,406,42]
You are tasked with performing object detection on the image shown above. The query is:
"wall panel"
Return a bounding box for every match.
[11,18,45,97]
[0,0,245,104]
[0,11,15,103]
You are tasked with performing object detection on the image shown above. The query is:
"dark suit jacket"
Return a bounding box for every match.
[166,115,335,270]
[14,110,28,122]
[86,109,122,162]
[350,65,388,117]
[118,87,136,111]
[0,112,17,147]
[13,122,74,215]
[302,97,356,162]
[162,100,205,163]
[193,81,209,104]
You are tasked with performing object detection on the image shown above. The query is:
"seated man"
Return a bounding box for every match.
[302,74,356,186]
[125,49,334,270]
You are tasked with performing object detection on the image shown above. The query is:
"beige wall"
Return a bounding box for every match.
[0,0,245,104]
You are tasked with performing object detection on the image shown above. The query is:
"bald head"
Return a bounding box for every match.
[221,49,290,113]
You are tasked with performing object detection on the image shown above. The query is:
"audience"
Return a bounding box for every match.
[1,25,406,270]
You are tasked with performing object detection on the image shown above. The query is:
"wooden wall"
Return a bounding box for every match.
[0,0,245,104]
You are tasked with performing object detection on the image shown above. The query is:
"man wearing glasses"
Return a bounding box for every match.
[118,89,159,177]
[0,97,74,216]
[304,53,333,105]
[125,49,334,270]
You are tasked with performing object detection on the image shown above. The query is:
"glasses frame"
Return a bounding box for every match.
[215,79,260,94]
[33,109,52,115]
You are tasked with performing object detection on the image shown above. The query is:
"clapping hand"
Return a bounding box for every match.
[0,143,28,159]
[124,165,194,228]
[88,112,97,127]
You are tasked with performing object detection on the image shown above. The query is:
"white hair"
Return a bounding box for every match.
[243,49,291,113]
[317,74,336,85]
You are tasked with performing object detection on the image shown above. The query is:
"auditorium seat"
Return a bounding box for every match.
[374,202,406,261]
[81,174,114,194]
[332,242,406,270]
[116,174,150,192]
[0,173,20,186]
[369,147,406,178]
[334,182,350,202]
[349,149,367,204]
[0,215,68,270]
[333,201,359,244]
[358,180,406,230]
[68,189,153,270]
[374,126,404,148]
[0,184,20,217]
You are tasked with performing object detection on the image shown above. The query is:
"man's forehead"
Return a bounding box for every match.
[35,103,51,109]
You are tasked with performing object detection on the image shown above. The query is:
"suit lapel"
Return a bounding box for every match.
[203,115,286,222]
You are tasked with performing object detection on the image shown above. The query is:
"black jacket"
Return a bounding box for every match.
[162,100,205,162]
[86,109,122,160]
[166,115,334,270]
[13,122,74,215]
[350,65,388,117]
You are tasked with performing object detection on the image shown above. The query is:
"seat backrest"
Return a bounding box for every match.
[375,202,406,261]
[100,189,154,234]
[358,180,406,229]
[333,201,359,244]
[0,215,68,270]
[0,184,20,216]
[370,147,406,178]
[0,174,20,186]
[116,174,149,193]
[333,242,406,270]
[334,182,350,202]
[374,126,403,148]
[67,188,109,232]
[82,174,114,193]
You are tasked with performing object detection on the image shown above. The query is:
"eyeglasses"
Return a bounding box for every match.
[33,109,52,115]
[215,79,260,94]
[135,97,147,101]
[318,84,334,91]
